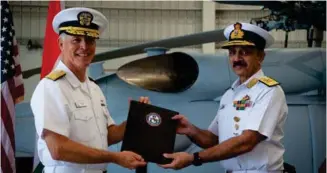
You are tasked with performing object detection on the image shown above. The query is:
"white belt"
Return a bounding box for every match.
[227,171,283,173]
[44,166,105,173]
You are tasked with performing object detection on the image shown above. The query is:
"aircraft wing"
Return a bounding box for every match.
[22,29,225,79]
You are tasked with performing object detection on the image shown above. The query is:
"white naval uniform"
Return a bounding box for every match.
[208,69,288,173]
[30,60,115,173]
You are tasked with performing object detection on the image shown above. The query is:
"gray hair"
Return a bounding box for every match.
[58,33,97,44]
[59,33,67,41]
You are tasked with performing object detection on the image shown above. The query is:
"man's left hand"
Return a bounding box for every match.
[128,96,151,105]
[158,152,193,170]
[139,96,150,104]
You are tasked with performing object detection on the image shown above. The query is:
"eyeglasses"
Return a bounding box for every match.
[228,47,255,57]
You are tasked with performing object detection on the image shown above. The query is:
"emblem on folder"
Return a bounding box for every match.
[146,112,162,127]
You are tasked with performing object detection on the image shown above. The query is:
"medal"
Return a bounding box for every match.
[233,95,252,110]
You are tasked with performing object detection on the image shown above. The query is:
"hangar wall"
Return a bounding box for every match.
[10,1,203,48]
[10,1,326,49]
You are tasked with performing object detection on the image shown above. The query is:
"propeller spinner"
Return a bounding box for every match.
[117,51,199,93]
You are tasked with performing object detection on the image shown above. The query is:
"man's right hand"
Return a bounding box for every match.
[172,115,218,149]
[172,114,195,136]
[114,151,147,169]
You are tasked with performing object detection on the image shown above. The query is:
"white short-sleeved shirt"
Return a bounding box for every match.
[30,60,115,172]
[208,69,288,172]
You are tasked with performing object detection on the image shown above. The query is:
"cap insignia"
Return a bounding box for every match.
[78,11,93,26]
[231,22,244,39]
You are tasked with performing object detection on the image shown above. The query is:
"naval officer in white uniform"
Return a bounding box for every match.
[159,22,288,173]
[30,7,148,173]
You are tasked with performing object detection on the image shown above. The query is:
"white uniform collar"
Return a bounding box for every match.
[231,69,264,89]
[55,60,89,88]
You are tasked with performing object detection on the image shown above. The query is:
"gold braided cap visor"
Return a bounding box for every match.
[221,40,256,49]
[59,26,99,38]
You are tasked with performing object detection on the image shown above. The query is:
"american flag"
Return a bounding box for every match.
[1,1,25,173]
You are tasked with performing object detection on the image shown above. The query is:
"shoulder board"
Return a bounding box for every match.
[258,76,279,87]
[45,70,66,81]
[246,78,259,88]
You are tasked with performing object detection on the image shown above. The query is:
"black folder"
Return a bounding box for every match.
[121,100,178,164]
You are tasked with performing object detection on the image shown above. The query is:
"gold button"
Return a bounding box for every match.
[234,116,240,122]
[235,124,239,130]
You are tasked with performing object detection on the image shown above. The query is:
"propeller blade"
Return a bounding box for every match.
[93,29,225,63]
[22,67,41,79]
[117,52,199,93]
[215,1,285,9]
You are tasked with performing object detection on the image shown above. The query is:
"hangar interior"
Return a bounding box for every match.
[4,1,326,173]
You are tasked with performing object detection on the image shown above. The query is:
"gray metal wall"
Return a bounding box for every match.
[10,1,202,48]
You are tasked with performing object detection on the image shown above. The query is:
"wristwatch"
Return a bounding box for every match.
[192,152,203,166]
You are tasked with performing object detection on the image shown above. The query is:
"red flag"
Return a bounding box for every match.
[1,1,25,173]
[40,0,63,79]
[33,1,64,172]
